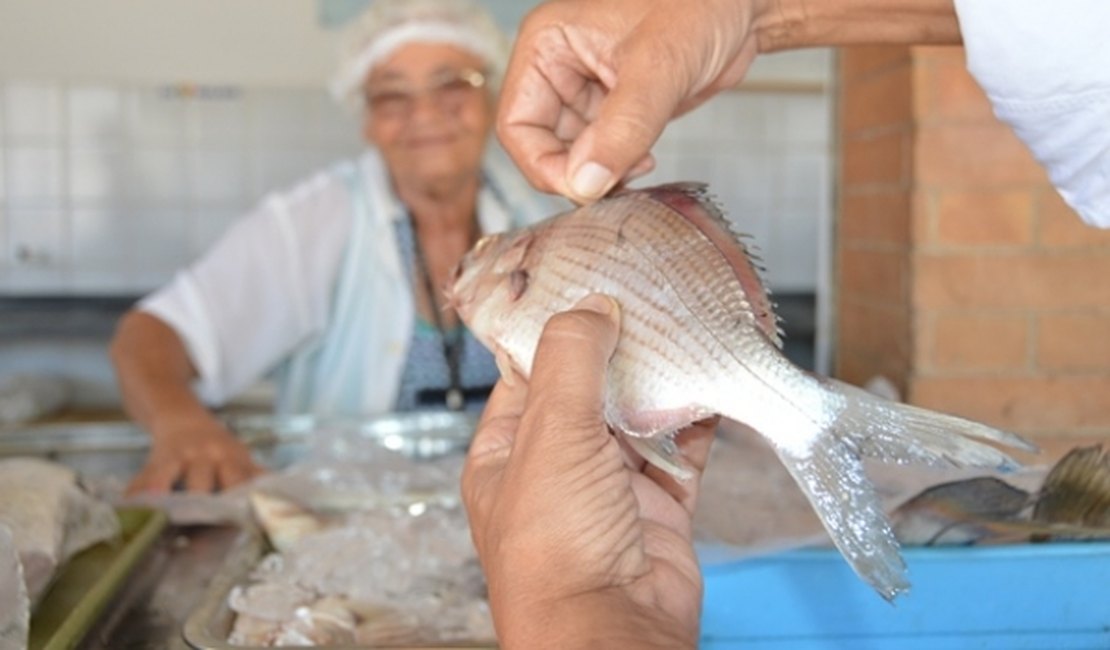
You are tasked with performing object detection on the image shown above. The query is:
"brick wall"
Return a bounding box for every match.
[836,46,1110,440]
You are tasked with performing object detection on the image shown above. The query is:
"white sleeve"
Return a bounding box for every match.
[954,0,1110,227]
[139,170,353,405]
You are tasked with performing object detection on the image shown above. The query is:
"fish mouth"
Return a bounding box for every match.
[443,260,476,321]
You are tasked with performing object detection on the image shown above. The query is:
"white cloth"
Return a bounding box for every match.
[140,148,558,415]
[954,0,1110,227]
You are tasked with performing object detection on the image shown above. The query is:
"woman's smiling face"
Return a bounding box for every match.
[361,43,494,190]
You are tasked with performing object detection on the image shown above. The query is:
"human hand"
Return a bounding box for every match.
[462,295,716,649]
[126,413,264,494]
[497,0,767,203]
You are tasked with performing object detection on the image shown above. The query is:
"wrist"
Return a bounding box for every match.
[754,0,962,52]
[146,402,221,441]
[752,0,800,53]
[494,589,696,650]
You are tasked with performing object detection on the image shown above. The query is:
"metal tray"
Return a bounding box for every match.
[27,507,168,650]
[181,526,495,650]
[0,411,479,477]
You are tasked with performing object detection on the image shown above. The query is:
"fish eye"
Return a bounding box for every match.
[450,261,464,283]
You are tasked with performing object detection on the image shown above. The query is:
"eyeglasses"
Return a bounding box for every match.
[363,68,487,119]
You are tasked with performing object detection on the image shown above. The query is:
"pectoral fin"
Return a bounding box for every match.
[624,433,694,482]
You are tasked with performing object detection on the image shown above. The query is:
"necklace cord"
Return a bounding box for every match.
[410,215,466,411]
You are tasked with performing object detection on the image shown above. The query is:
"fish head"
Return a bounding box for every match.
[447,227,538,350]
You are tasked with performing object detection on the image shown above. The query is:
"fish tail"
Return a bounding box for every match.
[729,375,1037,600]
[770,428,909,601]
[824,376,1038,470]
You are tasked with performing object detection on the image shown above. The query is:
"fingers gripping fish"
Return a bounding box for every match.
[447,182,1036,601]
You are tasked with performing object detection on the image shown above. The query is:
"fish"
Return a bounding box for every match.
[891,477,1034,545]
[0,458,120,603]
[447,181,1038,600]
[892,444,1110,545]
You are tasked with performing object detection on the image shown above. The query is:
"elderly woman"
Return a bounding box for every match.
[110,0,556,494]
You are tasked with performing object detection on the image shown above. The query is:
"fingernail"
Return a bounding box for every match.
[575,294,619,320]
[570,161,614,200]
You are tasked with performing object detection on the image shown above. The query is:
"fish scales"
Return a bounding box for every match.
[521,203,732,404]
[449,182,1037,600]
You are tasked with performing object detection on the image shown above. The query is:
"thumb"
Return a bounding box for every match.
[516,294,621,451]
[564,46,687,202]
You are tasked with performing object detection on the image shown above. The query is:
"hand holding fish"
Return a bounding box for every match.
[498,0,961,203]
[462,294,714,649]
[497,0,759,202]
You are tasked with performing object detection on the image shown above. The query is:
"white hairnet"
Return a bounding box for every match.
[330,0,510,109]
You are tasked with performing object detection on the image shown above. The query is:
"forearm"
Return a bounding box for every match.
[756,0,962,52]
[109,311,212,436]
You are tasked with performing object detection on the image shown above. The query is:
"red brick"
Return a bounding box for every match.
[911,45,967,66]
[834,350,909,397]
[835,301,910,388]
[841,129,909,188]
[910,190,934,246]
[839,246,907,305]
[926,312,1030,371]
[839,46,911,83]
[1037,187,1110,249]
[913,251,1110,310]
[840,64,913,134]
[839,190,911,246]
[933,189,1034,247]
[917,58,994,123]
[1037,313,1110,371]
[839,300,910,356]
[915,122,1047,188]
[909,375,1110,435]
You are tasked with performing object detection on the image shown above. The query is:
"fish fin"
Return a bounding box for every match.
[772,432,909,601]
[822,376,1037,469]
[643,182,782,348]
[624,434,695,482]
[494,346,517,387]
[1033,444,1110,526]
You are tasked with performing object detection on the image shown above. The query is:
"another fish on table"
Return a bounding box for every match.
[892,477,1033,546]
[448,182,1037,601]
[894,444,1110,546]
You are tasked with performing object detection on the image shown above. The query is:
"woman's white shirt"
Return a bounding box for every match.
[955,0,1110,227]
[139,149,556,410]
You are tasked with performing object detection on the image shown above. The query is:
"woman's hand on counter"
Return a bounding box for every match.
[126,413,264,494]
[461,295,715,649]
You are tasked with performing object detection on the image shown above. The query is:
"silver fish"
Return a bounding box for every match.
[448,182,1036,600]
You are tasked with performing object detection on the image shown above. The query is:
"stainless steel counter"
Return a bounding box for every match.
[1,413,479,649]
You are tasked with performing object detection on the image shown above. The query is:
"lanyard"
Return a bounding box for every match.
[409,215,467,411]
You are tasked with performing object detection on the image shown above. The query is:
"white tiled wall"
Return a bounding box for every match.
[0,81,362,295]
[1,74,831,296]
[640,89,832,293]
